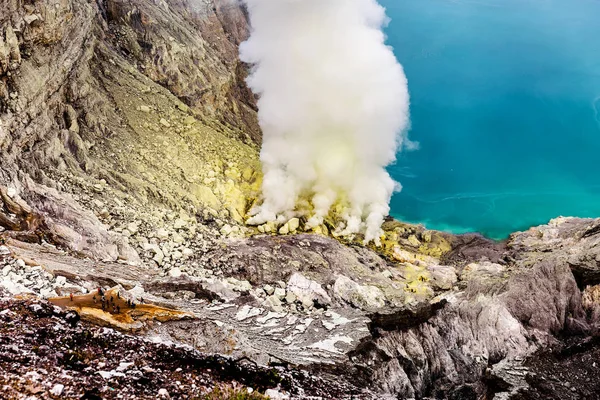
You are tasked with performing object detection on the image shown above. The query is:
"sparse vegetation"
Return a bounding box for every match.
[201,385,270,400]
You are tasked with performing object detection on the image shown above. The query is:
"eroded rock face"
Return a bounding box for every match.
[102,0,259,141]
[0,0,260,263]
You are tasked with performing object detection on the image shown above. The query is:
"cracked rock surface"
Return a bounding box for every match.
[0,289,356,399]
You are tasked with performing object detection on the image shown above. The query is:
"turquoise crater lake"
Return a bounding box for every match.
[383,0,600,239]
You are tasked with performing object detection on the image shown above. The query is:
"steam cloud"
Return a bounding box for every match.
[240,0,411,243]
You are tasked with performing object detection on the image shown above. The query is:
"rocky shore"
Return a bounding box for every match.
[2,0,600,399]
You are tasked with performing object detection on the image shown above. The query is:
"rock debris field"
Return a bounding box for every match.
[0,289,358,400]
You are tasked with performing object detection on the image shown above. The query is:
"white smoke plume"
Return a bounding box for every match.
[240,0,411,244]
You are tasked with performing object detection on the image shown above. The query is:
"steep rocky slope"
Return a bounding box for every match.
[2,1,600,399]
[1,0,260,261]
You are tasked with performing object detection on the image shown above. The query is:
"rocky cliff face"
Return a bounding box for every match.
[2,1,600,399]
[1,0,260,261]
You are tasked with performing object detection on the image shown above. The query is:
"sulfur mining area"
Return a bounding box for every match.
[2,1,600,399]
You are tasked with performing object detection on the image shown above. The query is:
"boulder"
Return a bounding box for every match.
[407,234,421,247]
[226,277,252,292]
[427,265,458,290]
[278,223,290,235]
[155,228,170,240]
[127,222,139,234]
[1,279,32,295]
[263,284,275,295]
[284,292,297,303]
[173,218,187,230]
[333,275,386,310]
[287,272,331,307]
[274,287,286,299]
[2,265,12,276]
[168,268,182,278]
[265,295,283,312]
[287,217,300,232]
[55,276,67,286]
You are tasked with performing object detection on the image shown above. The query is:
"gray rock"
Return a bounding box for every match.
[40,288,58,298]
[220,225,234,236]
[333,275,386,310]
[274,287,286,300]
[284,292,297,303]
[264,389,290,400]
[155,228,170,240]
[428,265,458,290]
[235,305,262,321]
[127,222,139,235]
[1,279,32,295]
[173,218,187,230]
[287,272,332,307]
[144,243,165,264]
[264,295,283,312]
[381,269,393,279]
[0,0,598,394]
[226,277,252,292]
[172,233,185,244]
[263,284,275,295]
[50,384,64,396]
[55,276,67,286]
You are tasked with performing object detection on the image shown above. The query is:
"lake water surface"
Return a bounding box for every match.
[383,0,600,238]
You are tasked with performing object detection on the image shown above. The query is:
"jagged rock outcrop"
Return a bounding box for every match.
[3,216,600,399]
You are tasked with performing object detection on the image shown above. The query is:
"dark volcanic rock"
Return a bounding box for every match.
[513,337,600,400]
[441,232,509,268]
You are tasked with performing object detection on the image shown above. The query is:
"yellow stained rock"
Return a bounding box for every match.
[242,167,255,182]
[49,288,193,332]
[190,184,221,210]
[401,262,431,283]
[279,223,290,235]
